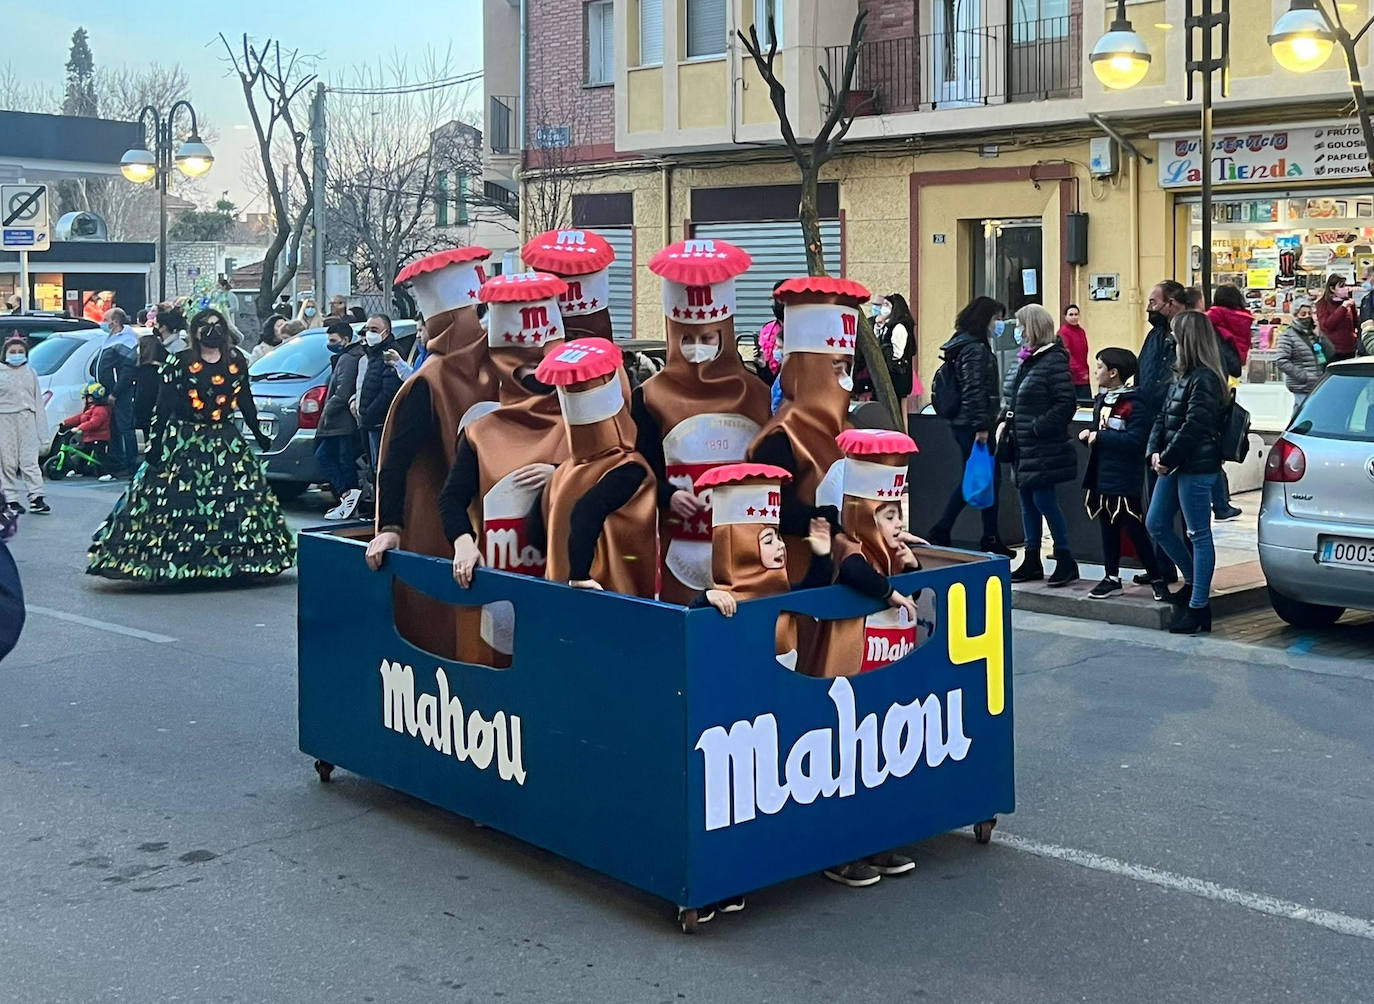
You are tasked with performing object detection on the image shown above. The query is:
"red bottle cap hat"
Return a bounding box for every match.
[480,273,568,349]
[694,464,790,527]
[522,229,617,276]
[837,429,914,502]
[694,462,792,490]
[394,247,493,317]
[775,275,872,304]
[534,338,624,386]
[836,428,919,456]
[649,238,752,285]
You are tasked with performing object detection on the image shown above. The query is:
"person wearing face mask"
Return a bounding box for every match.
[1316,272,1359,361]
[757,280,786,386]
[133,307,188,442]
[249,316,287,365]
[874,293,919,413]
[438,273,571,664]
[88,309,293,582]
[633,239,772,603]
[94,307,139,478]
[316,320,365,520]
[1357,265,1374,326]
[1134,279,1190,586]
[927,295,1011,555]
[355,315,404,466]
[0,336,48,515]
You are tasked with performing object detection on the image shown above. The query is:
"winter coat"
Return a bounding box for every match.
[133,362,161,433]
[62,402,113,444]
[1147,367,1225,475]
[877,320,914,397]
[1008,343,1078,489]
[0,362,46,446]
[1057,323,1090,385]
[357,337,402,431]
[1206,305,1255,366]
[1316,296,1358,357]
[1137,318,1175,416]
[93,334,138,400]
[317,343,363,438]
[1275,320,1331,395]
[1082,388,1149,500]
[939,329,1000,432]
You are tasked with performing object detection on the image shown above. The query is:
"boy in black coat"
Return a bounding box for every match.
[1079,348,1167,601]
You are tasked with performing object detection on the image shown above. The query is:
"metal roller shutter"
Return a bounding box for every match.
[691,220,844,337]
[600,227,636,340]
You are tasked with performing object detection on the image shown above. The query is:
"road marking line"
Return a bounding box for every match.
[996,832,1374,942]
[25,605,177,644]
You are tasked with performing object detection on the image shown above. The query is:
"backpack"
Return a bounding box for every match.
[1216,332,1243,379]
[931,347,961,419]
[1219,398,1252,463]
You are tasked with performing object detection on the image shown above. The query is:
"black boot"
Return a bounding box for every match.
[928,525,952,547]
[1168,603,1212,634]
[980,536,1014,558]
[1047,549,1079,588]
[1009,551,1044,583]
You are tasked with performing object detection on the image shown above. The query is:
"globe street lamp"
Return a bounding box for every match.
[1268,0,1336,73]
[118,100,214,301]
[1091,0,1152,90]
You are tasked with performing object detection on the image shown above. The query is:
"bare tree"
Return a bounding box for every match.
[221,34,317,322]
[738,11,903,433]
[521,95,584,236]
[0,63,58,112]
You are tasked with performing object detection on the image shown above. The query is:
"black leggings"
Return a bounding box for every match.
[1099,508,1162,581]
[934,425,1001,539]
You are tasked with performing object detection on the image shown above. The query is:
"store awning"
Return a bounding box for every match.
[0,110,143,183]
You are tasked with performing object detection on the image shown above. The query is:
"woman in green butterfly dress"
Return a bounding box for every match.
[88,308,296,582]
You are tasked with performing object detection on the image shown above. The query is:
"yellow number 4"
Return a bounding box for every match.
[947,576,1006,716]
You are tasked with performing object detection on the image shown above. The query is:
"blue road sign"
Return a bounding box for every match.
[2,228,36,248]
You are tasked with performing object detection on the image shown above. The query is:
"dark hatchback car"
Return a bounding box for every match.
[0,313,99,344]
[245,322,416,499]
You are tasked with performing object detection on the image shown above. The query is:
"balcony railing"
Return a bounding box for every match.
[824,15,1081,116]
[489,95,519,155]
[484,180,519,219]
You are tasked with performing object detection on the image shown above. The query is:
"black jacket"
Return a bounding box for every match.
[939,330,1000,431]
[0,540,22,663]
[357,338,402,431]
[318,343,363,438]
[1137,319,1175,416]
[1008,344,1078,489]
[1147,367,1225,475]
[1082,388,1150,499]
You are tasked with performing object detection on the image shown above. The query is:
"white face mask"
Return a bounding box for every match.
[681,342,719,364]
[837,373,854,393]
[5,353,26,367]
[879,304,892,318]
[365,332,384,347]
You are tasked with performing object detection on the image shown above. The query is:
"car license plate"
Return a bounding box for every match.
[1319,536,1374,569]
[242,416,277,445]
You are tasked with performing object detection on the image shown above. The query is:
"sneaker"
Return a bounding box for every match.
[868,851,916,876]
[324,488,362,521]
[715,894,747,914]
[823,861,882,888]
[1214,505,1243,521]
[7,501,24,515]
[678,905,716,926]
[97,474,115,483]
[65,470,81,479]
[1088,576,1123,599]
[28,497,50,514]
[1151,580,1171,602]
[1135,570,1177,586]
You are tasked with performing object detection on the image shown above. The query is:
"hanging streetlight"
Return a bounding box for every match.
[1091,0,1153,90]
[1268,0,1337,72]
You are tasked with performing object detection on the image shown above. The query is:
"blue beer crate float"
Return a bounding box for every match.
[297,527,1014,931]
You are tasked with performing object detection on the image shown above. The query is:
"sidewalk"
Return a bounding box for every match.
[1010,489,1268,629]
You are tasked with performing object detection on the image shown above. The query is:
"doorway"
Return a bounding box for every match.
[971,218,1043,379]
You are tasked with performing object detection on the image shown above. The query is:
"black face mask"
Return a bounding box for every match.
[1147,310,1168,330]
[519,372,556,396]
[200,325,227,348]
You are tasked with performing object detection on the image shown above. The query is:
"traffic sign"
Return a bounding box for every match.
[1,184,50,252]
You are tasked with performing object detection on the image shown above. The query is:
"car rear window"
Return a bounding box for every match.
[1292,370,1374,441]
[29,335,85,376]
[249,334,329,378]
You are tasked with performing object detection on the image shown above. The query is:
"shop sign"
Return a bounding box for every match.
[1158,122,1372,189]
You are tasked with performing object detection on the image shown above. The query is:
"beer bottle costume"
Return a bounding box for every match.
[438,272,570,665]
[529,340,658,597]
[635,239,771,604]
[378,246,497,659]
[747,276,870,583]
[817,429,926,678]
[690,463,834,669]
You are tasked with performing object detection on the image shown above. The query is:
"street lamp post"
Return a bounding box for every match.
[1186,0,1230,302]
[119,101,214,303]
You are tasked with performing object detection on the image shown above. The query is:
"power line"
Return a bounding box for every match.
[327,70,483,97]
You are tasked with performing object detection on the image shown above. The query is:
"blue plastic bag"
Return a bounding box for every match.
[961,441,996,510]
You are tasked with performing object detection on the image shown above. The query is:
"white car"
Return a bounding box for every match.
[31,326,155,456]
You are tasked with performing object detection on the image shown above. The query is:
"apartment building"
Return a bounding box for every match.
[484,0,1374,390]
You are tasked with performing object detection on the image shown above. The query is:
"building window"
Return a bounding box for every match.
[456,170,469,226]
[638,0,664,67]
[754,0,781,48]
[435,170,468,228]
[436,170,449,228]
[686,0,727,59]
[586,0,615,85]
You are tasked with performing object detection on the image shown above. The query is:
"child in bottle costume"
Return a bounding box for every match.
[529,339,658,597]
[634,239,772,604]
[438,272,570,664]
[370,247,498,659]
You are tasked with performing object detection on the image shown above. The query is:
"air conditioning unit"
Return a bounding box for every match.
[56,211,109,241]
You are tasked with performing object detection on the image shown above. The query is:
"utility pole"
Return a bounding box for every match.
[1186,0,1230,304]
[311,83,328,309]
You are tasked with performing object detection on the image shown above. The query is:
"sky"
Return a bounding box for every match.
[6,0,484,211]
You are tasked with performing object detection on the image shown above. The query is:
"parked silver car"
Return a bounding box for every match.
[1259,359,1374,627]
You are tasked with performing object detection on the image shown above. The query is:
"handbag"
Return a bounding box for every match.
[993,408,1017,463]
[1219,398,1252,463]
[961,441,997,509]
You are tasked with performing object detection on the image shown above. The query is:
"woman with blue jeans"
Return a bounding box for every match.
[1145,311,1228,634]
[1006,304,1080,587]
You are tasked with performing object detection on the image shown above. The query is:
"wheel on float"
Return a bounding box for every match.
[314,759,335,782]
[677,908,700,934]
[973,818,996,844]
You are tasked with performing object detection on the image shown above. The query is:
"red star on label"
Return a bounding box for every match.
[589,298,599,308]
[709,307,720,318]
[503,333,514,342]
[826,336,837,346]
[468,289,478,298]
[696,309,707,320]
[746,506,757,516]
[516,333,527,343]
[672,307,681,318]
[577,301,588,311]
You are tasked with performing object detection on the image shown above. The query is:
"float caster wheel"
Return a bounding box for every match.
[973,818,996,844]
[314,759,335,783]
[677,908,700,934]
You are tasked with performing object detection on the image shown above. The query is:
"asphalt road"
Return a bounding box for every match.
[2,480,1372,1003]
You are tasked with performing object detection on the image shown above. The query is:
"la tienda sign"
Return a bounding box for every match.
[1158,122,1372,189]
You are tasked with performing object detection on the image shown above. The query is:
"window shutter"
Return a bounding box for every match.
[639,0,663,66]
[601,1,615,81]
[686,0,727,58]
[457,170,468,225]
[586,0,614,84]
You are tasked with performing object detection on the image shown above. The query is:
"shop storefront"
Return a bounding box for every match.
[0,241,154,318]
[1158,119,1374,428]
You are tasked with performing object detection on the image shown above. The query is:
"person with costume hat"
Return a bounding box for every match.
[526,339,658,596]
[367,247,498,659]
[438,272,570,665]
[521,229,618,343]
[634,239,772,605]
